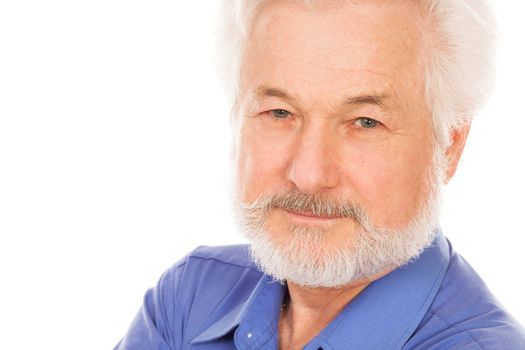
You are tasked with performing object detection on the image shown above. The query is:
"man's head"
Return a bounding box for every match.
[217,0,496,287]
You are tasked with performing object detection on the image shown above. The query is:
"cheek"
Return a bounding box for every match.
[237,124,293,202]
[340,140,434,227]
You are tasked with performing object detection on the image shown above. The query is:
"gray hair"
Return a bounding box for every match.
[214,0,497,148]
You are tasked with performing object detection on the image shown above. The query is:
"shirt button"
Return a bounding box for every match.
[247,332,253,339]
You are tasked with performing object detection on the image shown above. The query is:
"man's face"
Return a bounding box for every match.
[235,1,440,286]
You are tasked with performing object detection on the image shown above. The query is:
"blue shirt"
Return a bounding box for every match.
[115,231,525,349]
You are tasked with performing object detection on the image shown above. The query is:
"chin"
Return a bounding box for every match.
[246,221,437,288]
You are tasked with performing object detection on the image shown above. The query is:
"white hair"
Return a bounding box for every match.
[215,0,498,148]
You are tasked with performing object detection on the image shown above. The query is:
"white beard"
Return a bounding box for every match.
[234,153,444,288]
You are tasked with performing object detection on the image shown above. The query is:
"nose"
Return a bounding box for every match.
[286,123,340,194]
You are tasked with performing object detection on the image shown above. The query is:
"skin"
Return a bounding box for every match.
[236,1,469,349]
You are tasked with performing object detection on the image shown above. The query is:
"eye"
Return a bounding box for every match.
[354,117,379,129]
[271,109,291,119]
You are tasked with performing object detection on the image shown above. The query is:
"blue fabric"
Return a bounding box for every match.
[115,231,525,349]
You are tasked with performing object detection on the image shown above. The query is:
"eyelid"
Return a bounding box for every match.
[354,116,378,122]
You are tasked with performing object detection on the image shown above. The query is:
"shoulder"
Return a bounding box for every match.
[157,244,260,294]
[163,244,262,300]
[184,244,256,268]
[167,244,262,286]
[406,241,525,349]
[158,245,263,340]
[114,245,263,349]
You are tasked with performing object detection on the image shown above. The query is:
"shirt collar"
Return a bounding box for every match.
[191,229,450,349]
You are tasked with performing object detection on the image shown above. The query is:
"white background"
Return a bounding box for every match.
[0,1,524,349]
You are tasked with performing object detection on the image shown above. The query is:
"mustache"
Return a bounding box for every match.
[241,190,371,227]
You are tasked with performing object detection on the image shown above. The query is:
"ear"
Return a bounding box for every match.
[444,124,471,184]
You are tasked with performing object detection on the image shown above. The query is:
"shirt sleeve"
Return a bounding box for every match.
[113,262,185,350]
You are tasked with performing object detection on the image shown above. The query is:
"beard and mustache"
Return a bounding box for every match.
[234,155,444,288]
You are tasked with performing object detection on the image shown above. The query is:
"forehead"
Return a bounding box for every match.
[240,0,428,109]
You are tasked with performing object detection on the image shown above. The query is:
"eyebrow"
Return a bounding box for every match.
[253,86,389,108]
[254,87,295,101]
[343,95,388,108]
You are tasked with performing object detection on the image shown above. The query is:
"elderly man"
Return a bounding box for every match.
[116,1,525,349]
